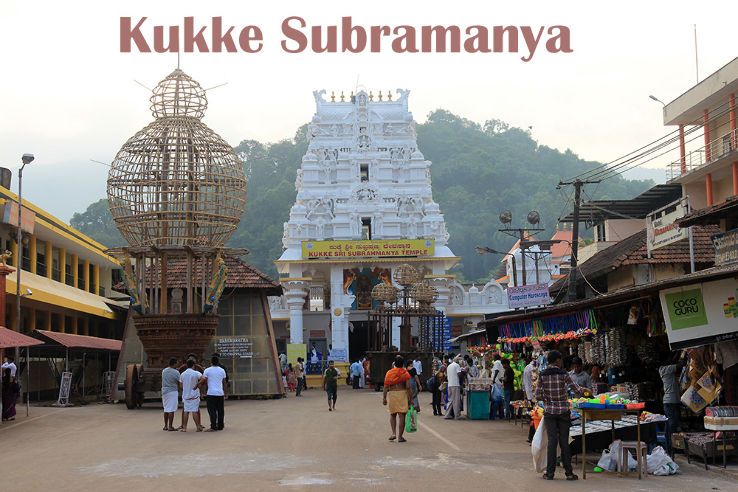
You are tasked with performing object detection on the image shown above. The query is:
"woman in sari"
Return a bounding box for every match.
[2,367,16,421]
[286,363,297,392]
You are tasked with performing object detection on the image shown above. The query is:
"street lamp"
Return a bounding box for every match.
[649,95,666,107]
[475,246,517,286]
[16,154,33,335]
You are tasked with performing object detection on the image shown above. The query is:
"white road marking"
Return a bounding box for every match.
[421,420,462,451]
[0,410,62,432]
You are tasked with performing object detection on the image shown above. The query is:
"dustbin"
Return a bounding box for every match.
[467,390,491,420]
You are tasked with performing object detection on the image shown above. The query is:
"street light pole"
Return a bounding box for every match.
[15,154,33,362]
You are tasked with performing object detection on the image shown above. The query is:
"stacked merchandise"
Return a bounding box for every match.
[606,328,627,366]
[591,332,607,366]
[617,382,643,402]
[704,406,738,427]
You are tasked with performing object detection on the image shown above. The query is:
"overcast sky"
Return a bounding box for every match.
[0,0,735,222]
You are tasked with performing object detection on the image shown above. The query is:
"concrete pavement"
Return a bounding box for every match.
[2,388,736,491]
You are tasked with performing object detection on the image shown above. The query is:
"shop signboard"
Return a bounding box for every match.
[287,343,307,364]
[659,277,738,349]
[711,228,738,266]
[507,283,551,309]
[646,198,688,251]
[302,239,434,259]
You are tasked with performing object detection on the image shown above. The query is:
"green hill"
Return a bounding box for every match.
[71,110,652,282]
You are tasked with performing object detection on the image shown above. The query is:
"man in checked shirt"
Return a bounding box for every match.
[535,350,591,481]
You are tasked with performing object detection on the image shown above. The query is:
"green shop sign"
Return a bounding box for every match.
[665,288,708,330]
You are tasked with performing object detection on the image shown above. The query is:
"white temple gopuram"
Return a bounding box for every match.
[269,89,508,361]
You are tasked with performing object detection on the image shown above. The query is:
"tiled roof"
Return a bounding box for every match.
[550,225,719,294]
[549,228,575,259]
[0,327,44,349]
[677,195,738,228]
[33,330,122,351]
[145,257,282,296]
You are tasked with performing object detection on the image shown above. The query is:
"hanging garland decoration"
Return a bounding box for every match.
[497,309,598,344]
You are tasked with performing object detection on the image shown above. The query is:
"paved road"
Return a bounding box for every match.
[2,389,735,491]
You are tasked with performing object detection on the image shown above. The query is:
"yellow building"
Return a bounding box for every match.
[0,183,127,338]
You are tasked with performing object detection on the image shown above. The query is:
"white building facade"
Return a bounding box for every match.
[269,90,507,360]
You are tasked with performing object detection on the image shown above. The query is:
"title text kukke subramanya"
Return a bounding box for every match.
[120,16,572,62]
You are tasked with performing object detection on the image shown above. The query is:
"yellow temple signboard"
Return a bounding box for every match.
[302,239,434,259]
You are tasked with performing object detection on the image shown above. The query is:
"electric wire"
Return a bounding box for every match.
[567,97,736,181]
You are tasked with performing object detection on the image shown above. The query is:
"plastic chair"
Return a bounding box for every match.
[618,441,648,478]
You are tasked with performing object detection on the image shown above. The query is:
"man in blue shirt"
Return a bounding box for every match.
[350,360,362,389]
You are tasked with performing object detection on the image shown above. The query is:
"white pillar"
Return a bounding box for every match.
[391,316,401,350]
[285,281,308,344]
[330,266,352,362]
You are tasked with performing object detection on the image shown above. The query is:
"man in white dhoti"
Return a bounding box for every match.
[161,357,180,431]
[179,359,204,432]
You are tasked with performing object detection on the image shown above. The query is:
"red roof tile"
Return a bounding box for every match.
[144,257,282,296]
[549,228,576,259]
[33,330,122,351]
[550,225,719,294]
[677,195,738,227]
[0,327,44,349]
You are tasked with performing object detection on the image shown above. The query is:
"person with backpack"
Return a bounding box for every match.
[430,363,446,416]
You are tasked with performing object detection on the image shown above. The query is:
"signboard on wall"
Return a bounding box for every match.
[329,348,346,362]
[302,239,434,259]
[507,283,551,309]
[711,228,738,266]
[214,337,254,358]
[287,343,306,364]
[660,277,738,349]
[646,198,688,251]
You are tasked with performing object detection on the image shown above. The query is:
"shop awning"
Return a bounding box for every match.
[483,264,738,329]
[0,326,44,349]
[7,270,121,319]
[32,330,122,351]
[448,328,486,344]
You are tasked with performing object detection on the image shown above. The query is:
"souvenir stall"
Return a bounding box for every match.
[487,299,675,474]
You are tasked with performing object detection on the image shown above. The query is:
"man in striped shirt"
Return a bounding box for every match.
[535,350,590,481]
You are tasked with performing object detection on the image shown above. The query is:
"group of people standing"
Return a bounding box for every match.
[425,352,521,420]
[161,353,228,432]
[281,356,306,396]
[1,356,18,422]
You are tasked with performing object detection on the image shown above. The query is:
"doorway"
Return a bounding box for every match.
[349,321,369,362]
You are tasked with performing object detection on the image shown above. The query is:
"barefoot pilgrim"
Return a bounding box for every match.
[120,16,572,62]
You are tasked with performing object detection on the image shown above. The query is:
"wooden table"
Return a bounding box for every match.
[579,408,642,480]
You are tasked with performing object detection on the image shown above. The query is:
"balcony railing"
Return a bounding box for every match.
[667,128,738,181]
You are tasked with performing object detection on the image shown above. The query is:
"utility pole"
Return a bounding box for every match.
[558,179,600,302]
[519,229,527,286]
